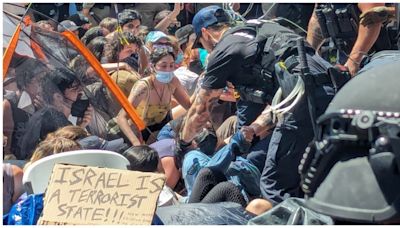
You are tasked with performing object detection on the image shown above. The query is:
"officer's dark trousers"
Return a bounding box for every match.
[259,84,335,205]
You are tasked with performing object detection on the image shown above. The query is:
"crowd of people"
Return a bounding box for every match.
[3,3,400,225]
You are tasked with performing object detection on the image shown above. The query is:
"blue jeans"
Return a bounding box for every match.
[182,131,260,198]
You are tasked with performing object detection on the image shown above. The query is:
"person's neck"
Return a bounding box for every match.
[152,76,167,89]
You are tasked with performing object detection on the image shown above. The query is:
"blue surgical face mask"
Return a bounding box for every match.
[175,52,184,65]
[155,71,174,83]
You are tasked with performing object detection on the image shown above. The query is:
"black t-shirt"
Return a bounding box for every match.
[201,28,260,90]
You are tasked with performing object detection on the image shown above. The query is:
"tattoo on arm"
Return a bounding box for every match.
[128,81,148,107]
[181,88,222,142]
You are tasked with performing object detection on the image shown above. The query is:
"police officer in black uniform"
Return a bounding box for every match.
[179,5,341,205]
[307,3,389,76]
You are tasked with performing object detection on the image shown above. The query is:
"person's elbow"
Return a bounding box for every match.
[116,110,127,126]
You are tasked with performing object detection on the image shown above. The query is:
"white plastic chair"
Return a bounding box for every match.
[22,150,130,194]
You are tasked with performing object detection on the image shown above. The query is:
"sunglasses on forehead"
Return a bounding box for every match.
[153,44,174,53]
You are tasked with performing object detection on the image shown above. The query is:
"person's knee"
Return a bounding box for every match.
[246,198,273,216]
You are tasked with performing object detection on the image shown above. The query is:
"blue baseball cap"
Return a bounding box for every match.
[145,31,169,44]
[192,5,231,49]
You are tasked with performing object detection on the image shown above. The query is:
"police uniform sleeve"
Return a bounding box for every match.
[201,45,242,90]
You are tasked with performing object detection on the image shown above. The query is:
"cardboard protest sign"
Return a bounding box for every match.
[38,164,165,225]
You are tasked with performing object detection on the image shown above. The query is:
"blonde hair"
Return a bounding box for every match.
[25,137,81,170]
[99,17,118,33]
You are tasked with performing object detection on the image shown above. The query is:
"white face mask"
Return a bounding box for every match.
[155,71,174,83]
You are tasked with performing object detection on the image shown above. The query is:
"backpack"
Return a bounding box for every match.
[224,21,315,103]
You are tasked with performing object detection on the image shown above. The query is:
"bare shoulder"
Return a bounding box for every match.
[129,79,149,100]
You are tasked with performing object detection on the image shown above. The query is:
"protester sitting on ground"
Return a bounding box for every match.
[68,13,92,38]
[80,26,109,46]
[57,20,80,37]
[103,9,148,74]
[188,167,247,207]
[39,68,93,126]
[87,36,107,62]
[3,58,48,160]
[24,137,81,171]
[99,17,118,34]
[173,41,206,96]
[20,106,72,160]
[118,9,142,36]
[103,31,143,74]
[144,31,172,54]
[122,145,180,207]
[181,129,261,205]
[141,31,174,76]
[3,163,24,214]
[117,48,191,145]
[175,24,196,54]
[47,125,128,153]
[69,55,100,86]
[153,3,184,35]
[86,68,139,121]
[19,68,93,154]
[149,139,181,190]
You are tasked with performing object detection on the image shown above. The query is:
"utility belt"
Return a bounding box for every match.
[237,55,351,104]
[315,4,358,53]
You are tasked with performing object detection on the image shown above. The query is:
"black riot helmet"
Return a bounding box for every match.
[299,51,400,224]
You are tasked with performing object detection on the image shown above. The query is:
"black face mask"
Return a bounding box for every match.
[196,131,218,156]
[168,25,180,35]
[122,54,139,71]
[188,60,204,75]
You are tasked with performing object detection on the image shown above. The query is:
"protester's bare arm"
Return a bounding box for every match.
[180,87,223,142]
[101,62,134,73]
[78,105,94,128]
[137,47,149,76]
[11,165,24,203]
[116,81,147,145]
[172,77,191,110]
[154,3,183,32]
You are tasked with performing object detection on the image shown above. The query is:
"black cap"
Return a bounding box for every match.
[175,24,194,46]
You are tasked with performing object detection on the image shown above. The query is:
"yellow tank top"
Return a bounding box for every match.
[135,78,172,126]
